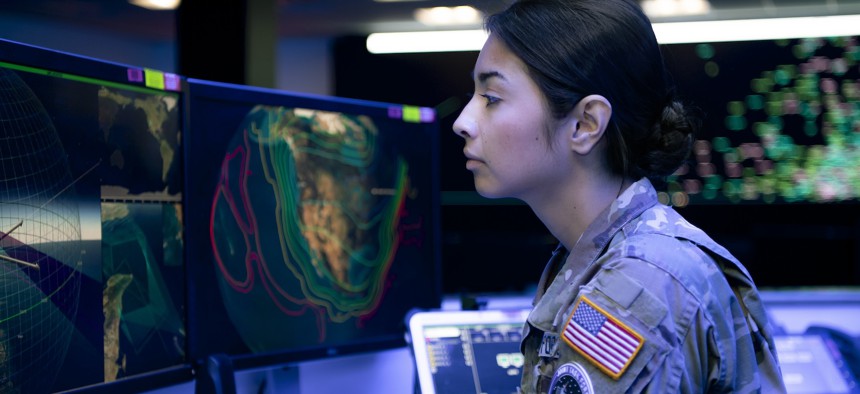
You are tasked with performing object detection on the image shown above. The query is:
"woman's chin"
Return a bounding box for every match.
[474,184,506,199]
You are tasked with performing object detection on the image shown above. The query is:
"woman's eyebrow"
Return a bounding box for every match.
[472,70,507,85]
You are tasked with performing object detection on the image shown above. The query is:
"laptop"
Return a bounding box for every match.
[408,308,860,393]
[407,308,531,394]
[774,333,860,394]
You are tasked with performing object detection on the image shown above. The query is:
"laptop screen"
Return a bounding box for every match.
[410,311,860,393]
[408,309,530,394]
[774,334,860,394]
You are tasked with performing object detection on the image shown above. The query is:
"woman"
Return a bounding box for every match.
[452,0,786,392]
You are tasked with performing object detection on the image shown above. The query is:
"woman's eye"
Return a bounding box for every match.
[480,94,500,106]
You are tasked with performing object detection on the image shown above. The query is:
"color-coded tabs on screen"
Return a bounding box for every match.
[390,105,435,123]
[164,73,181,91]
[127,68,144,83]
[420,107,435,123]
[388,105,403,119]
[403,105,421,123]
[144,68,165,90]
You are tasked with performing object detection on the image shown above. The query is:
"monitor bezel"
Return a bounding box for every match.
[407,308,531,394]
[0,37,193,393]
[182,77,443,372]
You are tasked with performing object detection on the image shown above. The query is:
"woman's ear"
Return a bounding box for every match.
[568,95,612,156]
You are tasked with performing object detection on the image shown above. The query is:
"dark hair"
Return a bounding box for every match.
[486,0,695,180]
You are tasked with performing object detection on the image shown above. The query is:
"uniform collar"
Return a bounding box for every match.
[528,178,659,331]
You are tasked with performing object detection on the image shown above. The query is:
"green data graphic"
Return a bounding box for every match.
[665,36,860,205]
[211,106,411,349]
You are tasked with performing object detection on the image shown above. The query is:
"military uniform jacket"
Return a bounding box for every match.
[520,178,786,393]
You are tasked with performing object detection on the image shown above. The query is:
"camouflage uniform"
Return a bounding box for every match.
[520,178,786,393]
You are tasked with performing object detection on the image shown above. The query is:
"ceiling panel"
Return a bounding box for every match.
[3,0,860,40]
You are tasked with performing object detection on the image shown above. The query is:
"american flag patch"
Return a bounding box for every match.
[562,296,644,379]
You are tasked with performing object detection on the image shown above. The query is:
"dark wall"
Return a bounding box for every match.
[681,204,860,287]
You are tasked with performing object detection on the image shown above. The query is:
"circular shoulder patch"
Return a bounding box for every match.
[548,362,593,394]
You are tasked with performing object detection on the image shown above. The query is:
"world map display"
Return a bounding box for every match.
[182,80,439,366]
[0,61,185,393]
[210,105,416,350]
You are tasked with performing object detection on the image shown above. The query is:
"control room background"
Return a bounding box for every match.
[2,1,860,393]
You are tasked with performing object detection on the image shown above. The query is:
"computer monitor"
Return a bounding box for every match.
[774,333,860,394]
[659,35,860,287]
[0,38,190,393]
[408,308,530,394]
[661,35,860,206]
[183,79,442,370]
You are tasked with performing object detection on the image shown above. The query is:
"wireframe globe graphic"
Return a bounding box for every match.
[0,67,82,393]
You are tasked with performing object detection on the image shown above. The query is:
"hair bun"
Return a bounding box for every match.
[638,100,696,178]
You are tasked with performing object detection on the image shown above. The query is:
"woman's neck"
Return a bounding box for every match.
[527,173,629,251]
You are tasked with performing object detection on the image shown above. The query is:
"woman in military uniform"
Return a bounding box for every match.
[452,0,786,392]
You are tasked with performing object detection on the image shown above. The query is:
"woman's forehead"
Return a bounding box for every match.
[473,34,530,86]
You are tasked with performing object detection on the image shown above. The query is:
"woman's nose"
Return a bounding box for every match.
[452,100,476,139]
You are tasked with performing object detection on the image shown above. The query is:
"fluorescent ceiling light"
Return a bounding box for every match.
[641,0,711,17]
[367,14,860,54]
[653,14,860,44]
[367,30,489,54]
[414,6,483,26]
[129,0,180,10]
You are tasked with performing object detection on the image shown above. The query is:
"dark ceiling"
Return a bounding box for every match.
[3,0,860,41]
